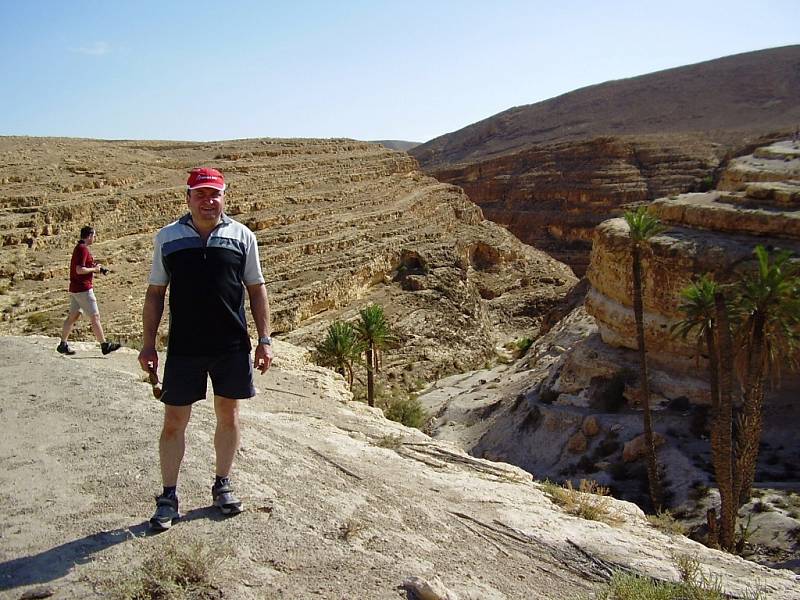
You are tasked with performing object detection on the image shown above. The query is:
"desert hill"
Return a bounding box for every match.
[2,335,799,599]
[370,140,420,152]
[0,136,575,396]
[409,45,800,274]
[412,45,800,168]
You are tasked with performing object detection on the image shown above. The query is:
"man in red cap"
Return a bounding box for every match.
[139,167,273,531]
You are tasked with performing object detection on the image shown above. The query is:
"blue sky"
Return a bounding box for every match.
[1,0,798,143]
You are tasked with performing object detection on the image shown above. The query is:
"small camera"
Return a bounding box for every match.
[99,267,109,275]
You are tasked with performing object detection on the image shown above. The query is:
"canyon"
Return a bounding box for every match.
[420,138,800,570]
[411,45,800,274]
[0,136,575,398]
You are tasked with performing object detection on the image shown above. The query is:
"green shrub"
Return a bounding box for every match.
[599,571,725,599]
[599,554,763,599]
[383,394,427,429]
[698,174,715,192]
[516,336,533,353]
[502,337,534,358]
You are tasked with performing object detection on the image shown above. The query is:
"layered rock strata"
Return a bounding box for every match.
[582,140,800,405]
[412,45,800,274]
[418,140,800,518]
[426,135,724,274]
[0,136,575,389]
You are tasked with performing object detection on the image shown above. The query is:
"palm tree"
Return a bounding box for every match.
[355,304,396,408]
[672,275,735,550]
[313,320,363,389]
[730,245,800,505]
[624,206,665,511]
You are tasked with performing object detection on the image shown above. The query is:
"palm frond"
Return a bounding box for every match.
[623,206,666,244]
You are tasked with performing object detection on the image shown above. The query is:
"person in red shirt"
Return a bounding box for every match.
[57,225,121,356]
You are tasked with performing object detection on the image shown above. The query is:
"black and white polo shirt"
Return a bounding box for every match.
[149,213,265,356]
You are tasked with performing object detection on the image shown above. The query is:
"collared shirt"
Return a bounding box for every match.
[149,213,265,356]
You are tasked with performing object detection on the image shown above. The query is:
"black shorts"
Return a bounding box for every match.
[160,351,255,406]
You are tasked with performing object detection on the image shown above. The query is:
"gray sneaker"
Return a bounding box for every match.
[212,479,243,515]
[149,495,179,531]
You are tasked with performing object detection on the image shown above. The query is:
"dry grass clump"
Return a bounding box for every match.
[599,554,763,599]
[541,479,622,525]
[338,518,365,541]
[374,433,403,449]
[105,539,229,599]
[647,510,688,536]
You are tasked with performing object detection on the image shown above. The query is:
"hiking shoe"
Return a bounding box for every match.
[101,341,121,355]
[56,341,76,355]
[149,495,179,531]
[212,479,243,515]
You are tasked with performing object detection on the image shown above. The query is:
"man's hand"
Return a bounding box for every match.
[254,343,273,374]
[138,347,158,373]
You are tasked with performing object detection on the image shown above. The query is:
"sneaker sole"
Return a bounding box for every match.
[149,516,178,531]
[214,500,244,515]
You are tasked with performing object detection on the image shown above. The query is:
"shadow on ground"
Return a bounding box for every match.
[0,506,232,591]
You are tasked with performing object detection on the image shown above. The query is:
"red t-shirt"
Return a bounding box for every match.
[69,241,94,293]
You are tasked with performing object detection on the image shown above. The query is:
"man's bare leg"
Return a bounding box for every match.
[89,313,106,344]
[212,396,243,514]
[213,395,240,478]
[150,404,191,530]
[61,311,81,342]
[160,404,192,487]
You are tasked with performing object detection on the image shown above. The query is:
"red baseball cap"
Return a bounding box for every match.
[187,167,226,191]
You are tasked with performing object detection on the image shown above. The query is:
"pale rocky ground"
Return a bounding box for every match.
[420,305,800,571]
[3,336,800,600]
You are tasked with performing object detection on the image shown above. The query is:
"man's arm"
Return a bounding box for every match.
[75,245,102,274]
[138,284,167,372]
[246,283,272,374]
[76,265,101,275]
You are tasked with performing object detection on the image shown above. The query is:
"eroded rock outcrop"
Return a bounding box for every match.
[584,140,800,404]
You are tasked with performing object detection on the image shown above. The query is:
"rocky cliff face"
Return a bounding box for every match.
[418,140,800,529]
[411,45,800,274]
[583,140,800,403]
[427,135,724,274]
[0,136,575,390]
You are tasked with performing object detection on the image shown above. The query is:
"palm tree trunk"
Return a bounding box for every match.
[346,364,354,389]
[736,314,766,506]
[631,244,662,511]
[366,344,375,408]
[713,292,736,551]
